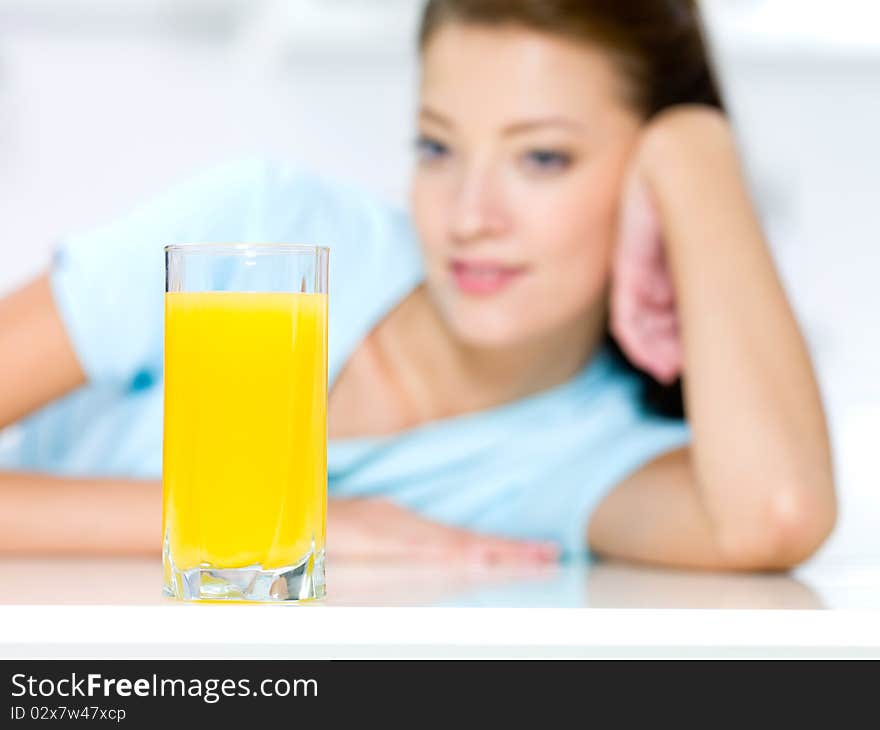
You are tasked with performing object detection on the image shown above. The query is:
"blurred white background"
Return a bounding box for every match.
[0,0,877,563]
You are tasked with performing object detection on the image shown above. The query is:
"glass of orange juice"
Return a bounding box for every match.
[162,243,328,602]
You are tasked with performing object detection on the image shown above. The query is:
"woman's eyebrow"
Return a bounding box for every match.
[501,117,584,136]
[419,106,454,129]
[419,108,584,135]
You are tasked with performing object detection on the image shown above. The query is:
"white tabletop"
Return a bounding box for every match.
[1,556,879,658]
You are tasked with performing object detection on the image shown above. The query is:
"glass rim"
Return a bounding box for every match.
[164,242,330,255]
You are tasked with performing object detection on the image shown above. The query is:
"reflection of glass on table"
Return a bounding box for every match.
[0,558,828,609]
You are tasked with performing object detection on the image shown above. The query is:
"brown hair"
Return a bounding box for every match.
[419,0,722,119]
[419,0,723,417]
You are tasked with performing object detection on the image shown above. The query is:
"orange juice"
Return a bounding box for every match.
[162,291,327,579]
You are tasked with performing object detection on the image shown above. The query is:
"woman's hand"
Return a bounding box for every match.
[328,498,559,564]
[609,115,703,385]
[610,106,742,385]
[610,157,681,384]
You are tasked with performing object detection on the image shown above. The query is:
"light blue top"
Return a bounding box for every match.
[0,159,689,556]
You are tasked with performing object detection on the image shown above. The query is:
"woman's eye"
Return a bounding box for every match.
[522,149,572,172]
[416,136,450,163]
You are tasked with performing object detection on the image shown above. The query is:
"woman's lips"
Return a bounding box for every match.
[450,259,527,295]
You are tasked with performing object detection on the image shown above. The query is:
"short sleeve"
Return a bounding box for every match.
[489,356,693,559]
[50,158,421,390]
[561,415,692,558]
[49,158,277,386]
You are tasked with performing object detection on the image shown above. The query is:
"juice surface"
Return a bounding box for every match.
[162,291,327,570]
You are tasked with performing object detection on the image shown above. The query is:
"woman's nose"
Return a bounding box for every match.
[448,167,510,245]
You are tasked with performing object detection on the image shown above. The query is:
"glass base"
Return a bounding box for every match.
[163,546,325,603]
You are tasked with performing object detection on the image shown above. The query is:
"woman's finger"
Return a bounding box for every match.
[375,504,560,563]
[638,310,679,337]
[439,523,556,561]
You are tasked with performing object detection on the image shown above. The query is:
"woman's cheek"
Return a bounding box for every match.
[410,178,449,260]
[521,188,615,303]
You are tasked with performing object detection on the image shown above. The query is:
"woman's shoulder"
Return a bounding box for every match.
[256,159,415,242]
[104,154,417,253]
[51,155,421,387]
[558,345,690,446]
[251,157,423,284]
[245,159,425,386]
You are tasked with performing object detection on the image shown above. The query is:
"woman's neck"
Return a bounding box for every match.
[376,285,607,423]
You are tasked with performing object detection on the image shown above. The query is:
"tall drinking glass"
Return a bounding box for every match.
[162,243,329,602]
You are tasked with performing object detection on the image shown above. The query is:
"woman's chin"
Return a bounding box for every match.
[429,286,552,350]
[443,310,535,350]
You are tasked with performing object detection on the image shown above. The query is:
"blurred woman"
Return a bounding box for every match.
[0,0,835,569]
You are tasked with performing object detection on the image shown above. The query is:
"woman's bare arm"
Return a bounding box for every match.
[0,472,558,560]
[0,273,85,427]
[0,472,161,555]
[0,274,163,555]
[0,274,557,560]
[588,107,836,570]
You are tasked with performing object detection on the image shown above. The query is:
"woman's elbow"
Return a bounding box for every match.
[715,480,838,571]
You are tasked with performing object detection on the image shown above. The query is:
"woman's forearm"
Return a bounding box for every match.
[0,472,161,555]
[0,474,558,563]
[642,108,836,563]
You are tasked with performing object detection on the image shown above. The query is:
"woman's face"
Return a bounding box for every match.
[411,23,643,348]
